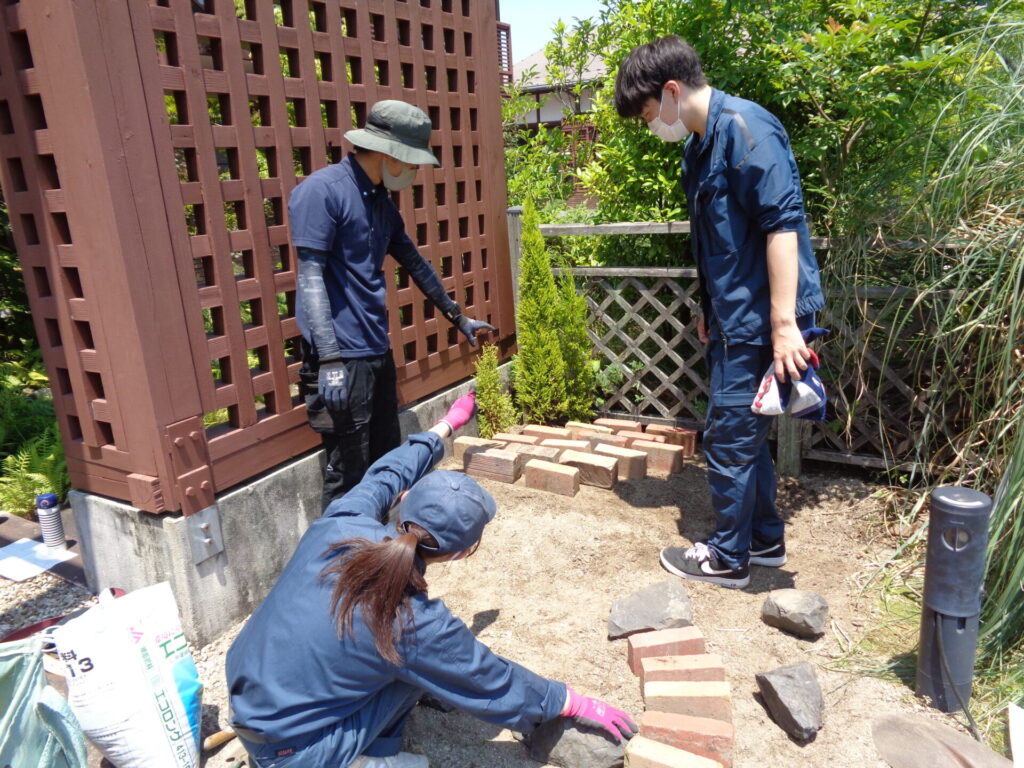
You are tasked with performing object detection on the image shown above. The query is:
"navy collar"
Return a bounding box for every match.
[688,88,725,159]
[346,152,382,197]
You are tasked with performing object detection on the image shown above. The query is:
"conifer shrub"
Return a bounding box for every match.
[556,257,596,421]
[474,344,518,438]
[513,198,568,423]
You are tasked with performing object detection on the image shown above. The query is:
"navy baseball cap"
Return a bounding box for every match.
[400,470,496,554]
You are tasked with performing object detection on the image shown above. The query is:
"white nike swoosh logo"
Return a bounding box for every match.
[700,561,732,575]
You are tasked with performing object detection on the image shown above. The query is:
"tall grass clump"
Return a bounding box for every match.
[827,14,1024,744]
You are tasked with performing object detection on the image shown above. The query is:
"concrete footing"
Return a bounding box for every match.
[69,377,476,646]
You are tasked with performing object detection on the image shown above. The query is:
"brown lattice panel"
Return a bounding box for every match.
[0,0,514,514]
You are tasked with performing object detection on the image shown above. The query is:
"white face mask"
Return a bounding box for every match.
[382,159,417,191]
[647,88,689,143]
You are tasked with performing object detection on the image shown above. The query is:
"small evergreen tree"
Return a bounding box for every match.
[513,198,567,423]
[474,344,517,438]
[556,257,595,421]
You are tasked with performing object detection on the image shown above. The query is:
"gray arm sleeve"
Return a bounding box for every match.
[297,247,342,360]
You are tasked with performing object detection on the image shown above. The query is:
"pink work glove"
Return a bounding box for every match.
[561,687,638,743]
[439,391,476,433]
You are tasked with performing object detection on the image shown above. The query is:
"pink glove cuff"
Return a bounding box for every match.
[441,392,476,433]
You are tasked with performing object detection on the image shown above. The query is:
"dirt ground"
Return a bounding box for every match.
[200,452,966,768]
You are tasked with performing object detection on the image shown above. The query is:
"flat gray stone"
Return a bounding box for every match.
[762,589,829,638]
[607,578,693,639]
[872,713,1012,768]
[523,717,625,768]
[755,661,824,741]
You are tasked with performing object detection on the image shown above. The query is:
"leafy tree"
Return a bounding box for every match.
[474,344,518,438]
[513,198,568,422]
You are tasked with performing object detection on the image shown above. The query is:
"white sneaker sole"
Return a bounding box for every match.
[660,550,750,589]
[749,552,787,567]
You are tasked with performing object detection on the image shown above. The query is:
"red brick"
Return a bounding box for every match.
[453,436,503,462]
[624,735,724,768]
[524,459,580,497]
[463,448,521,483]
[491,432,540,445]
[522,424,572,440]
[620,430,666,448]
[558,449,618,489]
[565,420,613,439]
[631,440,685,473]
[589,432,631,449]
[500,443,561,462]
[628,626,705,675]
[594,417,644,433]
[539,439,592,454]
[640,654,726,686]
[638,711,733,768]
[594,444,647,480]
[644,424,698,455]
[642,680,732,723]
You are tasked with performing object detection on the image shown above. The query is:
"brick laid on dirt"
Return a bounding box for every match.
[594,444,648,480]
[644,424,698,455]
[624,734,725,768]
[628,626,705,675]
[463,447,522,483]
[490,432,541,445]
[619,430,665,447]
[522,424,573,440]
[594,417,643,433]
[630,440,685,473]
[565,420,614,437]
[640,654,726,686]
[499,442,562,462]
[638,711,734,767]
[524,459,580,497]
[558,449,618,489]
[453,436,503,462]
[540,439,592,454]
[642,680,732,723]
[588,432,631,449]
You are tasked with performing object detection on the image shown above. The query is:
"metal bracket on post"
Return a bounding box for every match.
[164,416,217,515]
[186,504,224,565]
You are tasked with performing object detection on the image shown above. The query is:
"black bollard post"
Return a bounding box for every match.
[915,486,992,713]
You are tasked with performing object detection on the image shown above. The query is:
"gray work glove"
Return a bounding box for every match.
[455,315,495,347]
[318,357,349,412]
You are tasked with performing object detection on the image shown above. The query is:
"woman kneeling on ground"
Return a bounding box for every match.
[226,392,637,768]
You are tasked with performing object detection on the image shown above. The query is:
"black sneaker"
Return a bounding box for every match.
[660,542,750,588]
[749,535,787,567]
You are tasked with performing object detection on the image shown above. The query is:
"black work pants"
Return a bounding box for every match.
[299,349,401,510]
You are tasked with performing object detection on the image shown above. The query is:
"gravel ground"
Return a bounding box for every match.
[0,571,94,641]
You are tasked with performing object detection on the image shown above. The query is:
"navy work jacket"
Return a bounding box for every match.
[683,89,824,345]
[288,154,449,357]
[226,432,566,744]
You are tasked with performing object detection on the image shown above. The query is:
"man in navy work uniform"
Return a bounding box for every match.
[613,36,825,588]
[226,393,637,768]
[290,100,494,508]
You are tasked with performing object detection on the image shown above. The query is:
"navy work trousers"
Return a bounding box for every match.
[702,339,783,569]
[300,349,402,510]
[242,681,422,767]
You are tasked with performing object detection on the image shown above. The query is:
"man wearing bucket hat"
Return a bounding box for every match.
[227,392,636,768]
[290,100,495,508]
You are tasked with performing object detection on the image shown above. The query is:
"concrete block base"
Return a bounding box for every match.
[69,378,475,646]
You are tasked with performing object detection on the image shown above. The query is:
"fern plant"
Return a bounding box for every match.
[474,344,518,438]
[0,423,68,517]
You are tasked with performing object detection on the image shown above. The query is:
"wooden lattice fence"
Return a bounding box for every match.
[509,210,926,471]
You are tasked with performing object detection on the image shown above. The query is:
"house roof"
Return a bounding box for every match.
[513,47,606,92]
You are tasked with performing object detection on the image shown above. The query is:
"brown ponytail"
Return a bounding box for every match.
[320,523,438,664]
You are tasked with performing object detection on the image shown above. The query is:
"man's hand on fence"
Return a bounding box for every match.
[318,358,349,411]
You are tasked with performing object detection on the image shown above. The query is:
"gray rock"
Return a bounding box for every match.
[523,717,625,768]
[755,662,824,741]
[761,589,829,638]
[607,578,693,639]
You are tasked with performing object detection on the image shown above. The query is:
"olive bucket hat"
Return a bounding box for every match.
[344,100,440,166]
